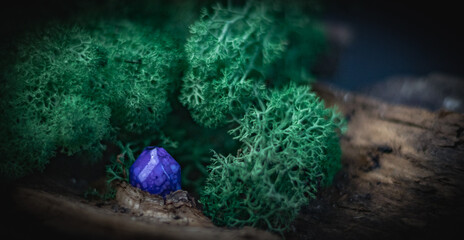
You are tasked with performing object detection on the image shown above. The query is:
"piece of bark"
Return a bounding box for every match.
[286,84,464,240]
[8,185,278,240]
[115,181,213,227]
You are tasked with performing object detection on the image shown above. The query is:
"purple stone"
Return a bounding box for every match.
[129,146,181,197]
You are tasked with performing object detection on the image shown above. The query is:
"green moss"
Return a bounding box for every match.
[88,20,183,139]
[51,95,111,158]
[201,84,345,233]
[266,2,328,87]
[180,1,286,128]
[0,25,106,178]
[0,21,182,179]
[1,1,343,235]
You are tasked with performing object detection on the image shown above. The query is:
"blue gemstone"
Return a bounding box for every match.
[129,146,181,197]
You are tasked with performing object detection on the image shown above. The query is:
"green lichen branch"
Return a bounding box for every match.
[181,1,345,234]
[180,1,286,128]
[201,84,346,234]
[0,21,183,179]
[0,0,343,236]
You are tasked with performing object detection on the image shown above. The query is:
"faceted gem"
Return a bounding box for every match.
[129,146,181,197]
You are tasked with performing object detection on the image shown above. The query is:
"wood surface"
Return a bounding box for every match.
[288,84,464,240]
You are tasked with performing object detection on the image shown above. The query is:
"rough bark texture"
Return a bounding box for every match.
[7,184,278,240]
[2,83,463,240]
[114,181,213,227]
[287,84,464,240]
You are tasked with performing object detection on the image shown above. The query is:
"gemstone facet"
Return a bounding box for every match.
[129,146,181,196]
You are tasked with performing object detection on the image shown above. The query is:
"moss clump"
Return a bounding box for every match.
[1,0,343,235]
[201,84,345,233]
[88,20,183,139]
[180,2,286,128]
[0,21,182,179]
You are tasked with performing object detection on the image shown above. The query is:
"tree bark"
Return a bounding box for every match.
[7,184,278,240]
[287,84,464,240]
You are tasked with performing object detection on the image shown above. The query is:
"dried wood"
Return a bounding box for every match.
[287,84,464,240]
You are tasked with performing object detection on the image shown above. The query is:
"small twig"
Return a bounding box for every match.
[116,153,127,180]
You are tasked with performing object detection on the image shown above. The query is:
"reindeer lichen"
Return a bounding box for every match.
[0,21,182,179]
[0,0,343,235]
[201,84,345,233]
[180,1,345,234]
[180,2,285,128]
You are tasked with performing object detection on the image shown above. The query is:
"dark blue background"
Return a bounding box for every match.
[321,0,463,90]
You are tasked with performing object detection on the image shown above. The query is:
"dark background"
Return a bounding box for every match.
[1,0,463,91]
[321,0,464,90]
